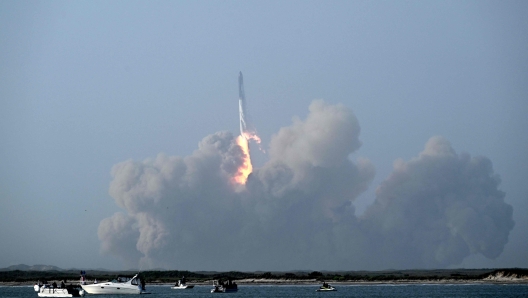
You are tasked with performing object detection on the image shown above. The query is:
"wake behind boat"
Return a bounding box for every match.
[80,272,147,295]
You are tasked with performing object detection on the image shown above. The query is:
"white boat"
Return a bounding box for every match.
[170,277,194,289]
[80,273,147,295]
[316,283,336,292]
[34,283,85,297]
[171,284,194,289]
[210,279,238,293]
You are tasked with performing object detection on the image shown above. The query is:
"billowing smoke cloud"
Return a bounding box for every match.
[98,100,514,270]
[361,136,515,269]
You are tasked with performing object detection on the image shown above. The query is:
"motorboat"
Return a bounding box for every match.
[80,273,147,295]
[316,282,336,292]
[171,284,194,289]
[34,283,85,297]
[316,286,336,291]
[210,279,238,293]
[170,277,194,289]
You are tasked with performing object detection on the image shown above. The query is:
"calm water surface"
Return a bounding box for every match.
[2,284,528,298]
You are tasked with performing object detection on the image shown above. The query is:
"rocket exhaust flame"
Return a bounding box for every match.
[233,135,253,184]
[233,72,261,185]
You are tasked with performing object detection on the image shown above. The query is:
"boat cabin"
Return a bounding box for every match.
[112,275,139,285]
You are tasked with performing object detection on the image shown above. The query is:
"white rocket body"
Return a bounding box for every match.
[239,72,249,139]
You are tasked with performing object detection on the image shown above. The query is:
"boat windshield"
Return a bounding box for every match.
[114,276,133,283]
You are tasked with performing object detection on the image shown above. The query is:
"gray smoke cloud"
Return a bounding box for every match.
[361,136,515,269]
[98,100,514,270]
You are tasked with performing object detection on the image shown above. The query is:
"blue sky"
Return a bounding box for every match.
[1,1,527,270]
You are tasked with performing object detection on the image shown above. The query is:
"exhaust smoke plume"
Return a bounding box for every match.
[361,136,515,268]
[98,100,514,270]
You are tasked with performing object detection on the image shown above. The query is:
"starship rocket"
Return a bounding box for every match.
[238,71,249,138]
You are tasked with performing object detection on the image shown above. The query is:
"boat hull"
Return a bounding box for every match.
[81,284,142,295]
[211,287,238,293]
[38,292,73,297]
[35,285,85,297]
[316,287,336,292]
[37,288,85,297]
[171,285,194,289]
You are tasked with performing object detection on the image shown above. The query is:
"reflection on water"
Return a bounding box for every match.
[1,283,528,298]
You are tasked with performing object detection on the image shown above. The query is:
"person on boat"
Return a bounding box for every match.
[60,281,65,288]
[52,281,57,288]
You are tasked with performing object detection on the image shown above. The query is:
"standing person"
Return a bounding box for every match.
[80,270,86,285]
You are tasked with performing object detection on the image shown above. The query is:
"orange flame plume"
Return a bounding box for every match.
[233,135,253,184]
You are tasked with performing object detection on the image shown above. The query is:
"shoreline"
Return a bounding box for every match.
[3,279,527,287]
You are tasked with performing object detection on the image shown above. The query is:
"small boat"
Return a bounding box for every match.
[80,273,147,295]
[170,277,194,289]
[316,282,336,292]
[34,282,85,297]
[210,279,238,293]
[171,284,194,289]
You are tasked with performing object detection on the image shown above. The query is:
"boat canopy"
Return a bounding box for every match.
[111,275,139,284]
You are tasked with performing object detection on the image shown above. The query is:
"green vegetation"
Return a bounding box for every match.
[1,268,526,283]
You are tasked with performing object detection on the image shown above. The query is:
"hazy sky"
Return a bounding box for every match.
[1,1,527,271]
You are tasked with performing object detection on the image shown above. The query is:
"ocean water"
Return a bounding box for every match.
[3,283,528,298]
